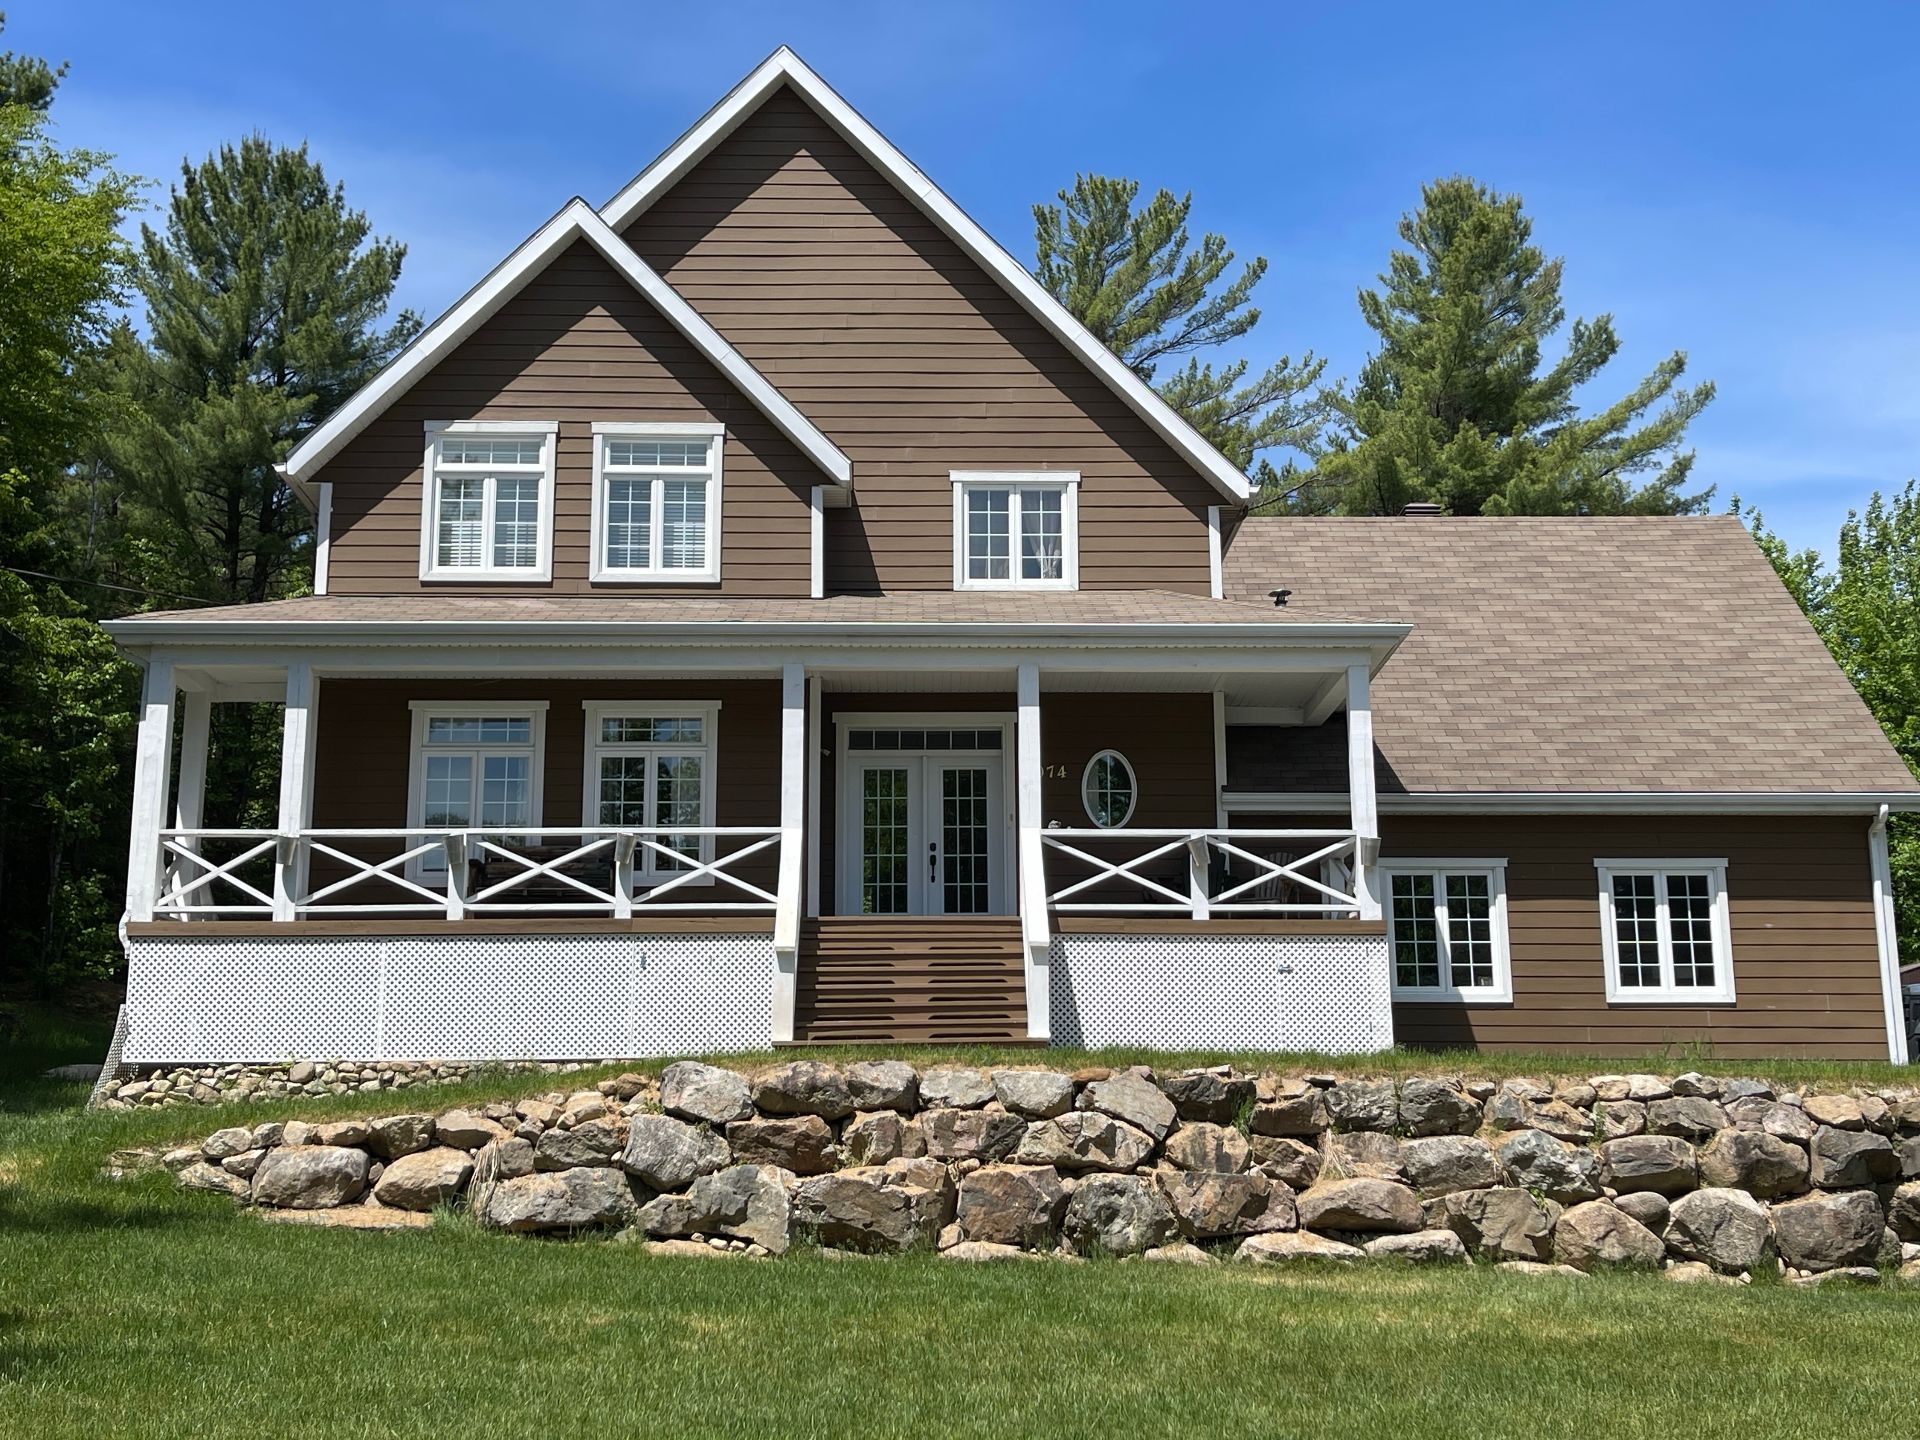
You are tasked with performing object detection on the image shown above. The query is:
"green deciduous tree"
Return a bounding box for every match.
[1034,174,1329,488]
[1741,489,1920,964]
[1299,177,1715,516]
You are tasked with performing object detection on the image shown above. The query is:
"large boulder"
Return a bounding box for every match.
[201,1126,254,1161]
[661,1061,754,1126]
[1164,1122,1251,1174]
[1160,1069,1256,1125]
[1397,1079,1481,1137]
[846,1060,918,1113]
[1236,1230,1363,1264]
[1592,1100,1649,1140]
[1325,1079,1398,1133]
[1494,1129,1599,1203]
[1014,1112,1156,1171]
[1612,1190,1670,1234]
[1297,1177,1423,1233]
[1324,1130,1403,1179]
[1760,1103,1817,1145]
[1250,1136,1323,1191]
[620,1115,731,1191]
[1553,1201,1665,1270]
[1591,1073,1672,1103]
[533,1121,622,1171]
[176,1160,251,1198]
[955,1164,1070,1249]
[366,1114,436,1160]
[473,1166,639,1233]
[1427,1186,1556,1262]
[990,1069,1075,1119]
[1647,1097,1729,1143]
[1665,1188,1775,1274]
[920,1107,1026,1163]
[1077,1070,1177,1142]
[1399,1136,1502,1198]
[1772,1190,1885,1272]
[636,1163,795,1254]
[751,1061,854,1120]
[726,1115,836,1175]
[919,1066,993,1110]
[434,1109,509,1150]
[1900,1136,1920,1180]
[372,1146,473,1211]
[1697,1128,1810,1199]
[1365,1228,1468,1263]
[1157,1169,1296,1239]
[793,1169,951,1253]
[1599,1135,1697,1195]
[841,1110,925,1166]
[1808,1126,1899,1189]
[251,1145,370,1209]
[1803,1094,1865,1130]
[1250,1086,1329,1137]
[1888,1181,1920,1241]
[1062,1173,1176,1256]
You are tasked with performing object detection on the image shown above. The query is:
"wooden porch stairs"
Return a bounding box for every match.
[790,916,1033,1044]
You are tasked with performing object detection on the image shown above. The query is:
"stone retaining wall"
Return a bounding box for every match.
[140,1065,1920,1285]
[95,1059,595,1109]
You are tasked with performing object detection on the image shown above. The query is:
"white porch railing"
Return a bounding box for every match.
[152,826,782,921]
[1040,827,1363,919]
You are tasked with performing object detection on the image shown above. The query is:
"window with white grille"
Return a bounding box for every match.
[951,472,1078,589]
[582,703,718,878]
[1597,860,1733,1004]
[591,424,723,582]
[405,703,549,877]
[420,423,556,580]
[1382,860,1512,1003]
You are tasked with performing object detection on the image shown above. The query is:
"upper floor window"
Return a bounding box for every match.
[1383,860,1513,1004]
[420,422,557,581]
[591,423,724,583]
[1597,860,1734,1004]
[952,472,1079,590]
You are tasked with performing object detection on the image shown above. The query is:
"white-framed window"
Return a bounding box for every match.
[1081,749,1137,827]
[951,471,1079,590]
[1383,859,1513,1004]
[590,422,724,583]
[581,702,719,880]
[1597,860,1734,1004]
[405,703,549,876]
[418,421,558,581]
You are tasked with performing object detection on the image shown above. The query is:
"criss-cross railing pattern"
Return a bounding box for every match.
[1040,827,1361,919]
[151,826,782,921]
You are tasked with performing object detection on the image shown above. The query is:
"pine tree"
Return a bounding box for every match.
[96,136,420,605]
[0,11,66,111]
[1298,177,1714,516]
[1034,174,1329,487]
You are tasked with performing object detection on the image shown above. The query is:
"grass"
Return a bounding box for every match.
[4,1014,1919,1438]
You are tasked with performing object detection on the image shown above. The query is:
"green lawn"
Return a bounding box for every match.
[4,1015,1918,1439]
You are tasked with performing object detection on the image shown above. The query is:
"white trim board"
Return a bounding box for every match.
[599,47,1252,506]
[280,199,850,489]
[1222,791,1920,815]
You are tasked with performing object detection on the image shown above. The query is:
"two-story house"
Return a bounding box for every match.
[103,50,1918,1064]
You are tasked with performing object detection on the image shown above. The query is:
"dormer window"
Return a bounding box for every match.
[591,422,724,583]
[420,421,557,581]
[952,472,1079,590]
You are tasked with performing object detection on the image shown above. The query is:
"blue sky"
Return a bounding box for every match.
[18,2,1920,552]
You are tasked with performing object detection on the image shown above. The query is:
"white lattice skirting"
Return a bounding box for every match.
[1049,932,1394,1054]
[122,935,775,1064]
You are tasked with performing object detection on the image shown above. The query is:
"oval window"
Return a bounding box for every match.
[1081,750,1137,828]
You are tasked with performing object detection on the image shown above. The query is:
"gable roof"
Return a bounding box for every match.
[1221,514,1920,797]
[280,198,851,493]
[599,47,1253,506]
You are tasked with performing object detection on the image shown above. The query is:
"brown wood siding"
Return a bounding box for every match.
[1237,813,1888,1060]
[319,241,815,595]
[624,87,1223,594]
[309,677,783,903]
[819,690,1218,914]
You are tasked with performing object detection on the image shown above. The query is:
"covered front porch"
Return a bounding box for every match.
[109,609,1402,1060]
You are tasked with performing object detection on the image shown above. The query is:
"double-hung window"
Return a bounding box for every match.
[591,423,723,583]
[952,472,1079,589]
[1383,860,1512,1003]
[406,703,548,876]
[1597,860,1734,1004]
[582,703,718,879]
[420,422,557,580]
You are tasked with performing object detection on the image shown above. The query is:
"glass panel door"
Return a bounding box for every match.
[938,764,992,914]
[859,765,912,914]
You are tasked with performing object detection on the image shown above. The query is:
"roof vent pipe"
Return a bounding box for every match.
[1401,502,1443,517]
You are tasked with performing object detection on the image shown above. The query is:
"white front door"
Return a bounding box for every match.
[837,722,1011,916]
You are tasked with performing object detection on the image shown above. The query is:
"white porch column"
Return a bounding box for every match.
[773,662,806,1042]
[805,673,823,918]
[169,689,214,913]
[1016,663,1051,1041]
[1346,662,1383,922]
[273,660,318,921]
[124,654,178,923]
[1870,806,1910,1064]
